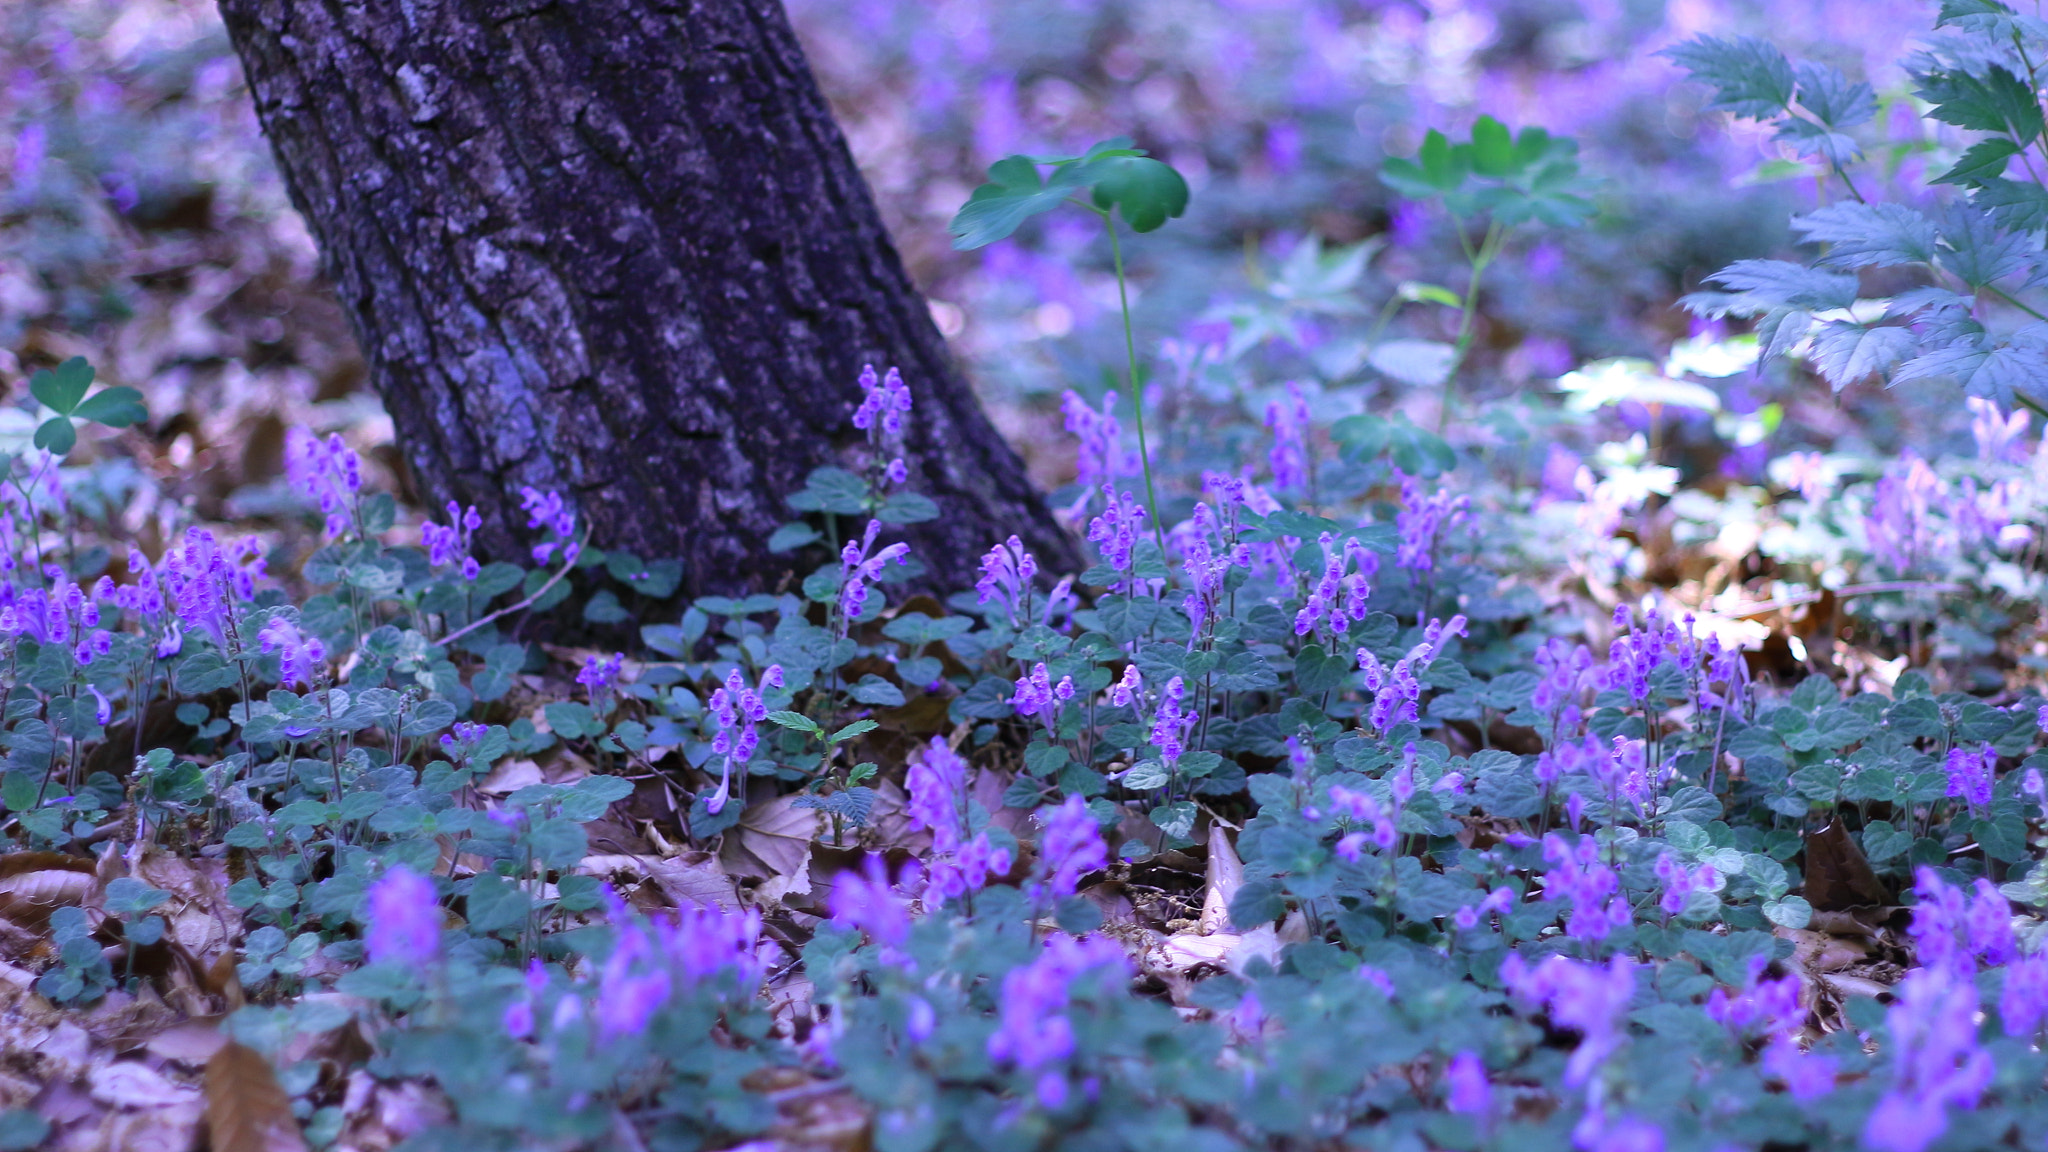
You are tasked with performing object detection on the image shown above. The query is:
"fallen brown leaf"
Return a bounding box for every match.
[720,795,822,882]
[1802,823,1887,911]
[0,851,95,928]
[204,1042,308,1152]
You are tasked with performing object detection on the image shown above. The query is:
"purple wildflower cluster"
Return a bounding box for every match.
[258,617,326,689]
[905,737,1011,905]
[1293,531,1377,641]
[1355,614,1465,732]
[976,535,1070,628]
[853,364,913,487]
[589,896,762,1039]
[839,519,910,621]
[160,527,266,653]
[1393,471,1469,572]
[365,865,440,968]
[1085,485,1149,585]
[706,664,783,814]
[285,426,362,539]
[518,486,579,565]
[1034,794,1106,900]
[1263,381,1312,492]
[1059,390,1136,513]
[421,500,483,580]
[1010,661,1074,734]
[830,854,915,958]
[986,933,1129,1107]
[1501,953,1662,1149]
[1538,833,1630,944]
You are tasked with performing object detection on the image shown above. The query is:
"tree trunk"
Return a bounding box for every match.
[215,0,1079,596]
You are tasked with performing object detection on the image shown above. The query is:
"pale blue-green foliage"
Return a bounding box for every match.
[1669,4,2048,406]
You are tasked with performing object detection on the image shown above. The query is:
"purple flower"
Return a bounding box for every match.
[907,737,1011,905]
[1085,486,1148,581]
[1328,783,1397,853]
[1452,886,1515,930]
[1967,397,2030,464]
[1107,664,1142,708]
[364,866,439,967]
[1500,952,1635,1086]
[1035,795,1106,899]
[1761,1036,1837,1101]
[518,487,579,565]
[577,651,625,693]
[284,427,362,539]
[830,854,913,951]
[1444,1050,1490,1116]
[975,535,1039,624]
[1944,743,1995,808]
[852,364,913,437]
[161,528,265,651]
[1863,967,1992,1152]
[1540,834,1629,943]
[986,933,1128,1090]
[1654,851,1717,916]
[1011,662,1074,731]
[1864,455,1947,575]
[422,501,483,578]
[596,921,671,1038]
[840,519,910,620]
[1148,676,1192,768]
[1264,381,1312,491]
[1293,532,1376,640]
[1393,472,1469,572]
[2000,952,2048,1038]
[258,617,327,689]
[658,903,763,986]
[706,664,782,814]
[1060,390,1135,499]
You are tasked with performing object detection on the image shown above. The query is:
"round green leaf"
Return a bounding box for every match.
[1088,156,1190,233]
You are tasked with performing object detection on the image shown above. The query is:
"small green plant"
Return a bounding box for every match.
[950,136,1190,548]
[1379,115,1597,427]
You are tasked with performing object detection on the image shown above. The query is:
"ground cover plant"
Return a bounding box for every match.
[13,1,2048,1152]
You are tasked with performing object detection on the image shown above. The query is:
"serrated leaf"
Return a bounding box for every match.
[1699,259,1860,312]
[1894,335,2048,407]
[1918,64,2045,142]
[1792,203,1937,268]
[1971,178,2048,236]
[766,710,822,734]
[1660,35,1795,119]
[1806,322,1918,389]
[1936,138,2022,187]
[1792,61,1875,131]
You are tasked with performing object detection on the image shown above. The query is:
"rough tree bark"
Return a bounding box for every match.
[215,0,1079,594]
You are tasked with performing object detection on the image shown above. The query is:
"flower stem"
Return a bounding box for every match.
[1107,213,1168,556]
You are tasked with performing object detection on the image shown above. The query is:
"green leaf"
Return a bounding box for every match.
[1936,138,2023,187]
[464,873,528,936]
[1919,64,2046,142]
[766,710,821,734]
[1150,800,1197,840]
[32,417,75,456]
[1088,155,1191,233]
[69,386,147,428]
[1469,115,1514,177]
[1660,34,1795,119]
[828,719,878,743]
[1862,819,1912,862]
[28,357,94,415]
[949,155,1087,250]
